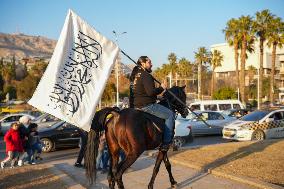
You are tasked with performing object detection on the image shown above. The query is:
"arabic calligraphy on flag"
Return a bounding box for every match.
[29,9,119,131]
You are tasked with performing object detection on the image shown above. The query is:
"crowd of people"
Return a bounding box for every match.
[1,116,43,169]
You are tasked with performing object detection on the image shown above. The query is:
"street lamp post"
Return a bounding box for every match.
[113,30,127,107]
[257,68,260,110]
[167,72,172,88]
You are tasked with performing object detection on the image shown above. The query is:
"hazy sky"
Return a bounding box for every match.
[0,0,284,68]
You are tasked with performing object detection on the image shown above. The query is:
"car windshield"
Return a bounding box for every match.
[177,112,197,120]
[222,110,233,116]
[48,120,64,128]
[33,113,46,121]
[186,112,199,120]
[239,111,269,121]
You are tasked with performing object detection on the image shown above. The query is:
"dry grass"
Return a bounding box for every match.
[170,139,284,186]
[0,164,68,189]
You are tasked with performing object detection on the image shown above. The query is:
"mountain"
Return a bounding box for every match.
[0,32,134,74]
[0,32,56,59]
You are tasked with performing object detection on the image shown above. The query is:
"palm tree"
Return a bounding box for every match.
[238,15,255,103]
[167,53,178,79]
[194,47,211,100]
[247,65,257,85]
[267,17,284,103]
[177,58,191,87]
[223,18,241,91]
[254,9,274,105]
[210,50,224,96]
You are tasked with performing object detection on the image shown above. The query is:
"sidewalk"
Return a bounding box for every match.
[147,147,284,189]
[46,154,260,189]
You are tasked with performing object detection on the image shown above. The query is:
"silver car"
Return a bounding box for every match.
[176,111,236,136]
[0,113,35,135]
[32,113,61,127]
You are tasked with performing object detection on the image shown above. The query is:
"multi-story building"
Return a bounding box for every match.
[211,41,284,102]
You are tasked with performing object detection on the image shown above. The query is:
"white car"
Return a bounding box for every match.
[223,109,284,141]
[0,113,35,135]
[174,115,194,148]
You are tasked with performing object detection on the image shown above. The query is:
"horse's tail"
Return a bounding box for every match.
[85,107,120,184]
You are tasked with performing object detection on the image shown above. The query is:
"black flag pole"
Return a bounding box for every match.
[120,50,212,128]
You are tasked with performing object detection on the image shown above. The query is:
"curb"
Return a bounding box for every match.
[169,157,284,189]
[48,165,85,189]
[209,169,284,189]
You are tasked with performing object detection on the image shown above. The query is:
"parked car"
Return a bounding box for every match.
[33,113,61,127]
[223,109,284,141]
[0,113,35,135]
[189,100,245,112]
[39,121,81,152]
[222,109,249,119]
[176,111,236,136]
[174,116,194,148]
[20,110,43,118]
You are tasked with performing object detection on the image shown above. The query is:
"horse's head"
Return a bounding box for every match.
[164,86,189,118]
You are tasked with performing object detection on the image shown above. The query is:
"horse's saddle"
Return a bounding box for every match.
[140,111,166,133]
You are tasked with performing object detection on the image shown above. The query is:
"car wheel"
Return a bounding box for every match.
[251,129,265,141]
[173,137,185,150]
[41,138,54,152]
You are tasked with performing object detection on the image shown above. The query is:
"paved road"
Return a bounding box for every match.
[0,136,258,189]
[50,154,257,189]
[184,135,230,148]
[0,135,228,162]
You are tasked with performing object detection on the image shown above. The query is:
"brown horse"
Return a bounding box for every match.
[85,86,189,189]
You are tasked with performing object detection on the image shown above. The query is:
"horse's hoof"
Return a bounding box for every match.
[171,182,178,188]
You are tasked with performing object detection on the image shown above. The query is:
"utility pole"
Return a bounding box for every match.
[258,68,260,109]
[113,30,127,107]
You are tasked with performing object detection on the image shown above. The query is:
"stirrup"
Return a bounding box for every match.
[159,143,171,151]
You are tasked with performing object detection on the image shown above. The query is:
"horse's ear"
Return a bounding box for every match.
[181,85,186,91]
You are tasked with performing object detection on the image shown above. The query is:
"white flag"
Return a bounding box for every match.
[29,10,119,131]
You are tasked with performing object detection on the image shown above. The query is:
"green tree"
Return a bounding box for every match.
[4,85,17,100]
[247,65,257,85]
[238,15,255,103]
[267,16,284,102]
[15,74,38,100]
[254,9,274,105]
[210,50,224,96]
[177,58,192,88]
[102,82,116,104]
[224,18,241,91]
[213,87,237,100]
[29,61,48,77]
[1,61,16,86]
[194,47,211,100]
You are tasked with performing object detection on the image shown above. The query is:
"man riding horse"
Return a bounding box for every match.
[85,55,189,189]
[129,56,175,151]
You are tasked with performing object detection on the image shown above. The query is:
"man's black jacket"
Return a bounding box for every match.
[129,66,163,108]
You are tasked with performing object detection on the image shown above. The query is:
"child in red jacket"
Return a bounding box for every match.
[1,122,24,169]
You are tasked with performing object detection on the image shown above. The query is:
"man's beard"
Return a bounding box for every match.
[146,68,152,73]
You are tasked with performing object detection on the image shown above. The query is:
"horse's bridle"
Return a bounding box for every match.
[163,95,187,119]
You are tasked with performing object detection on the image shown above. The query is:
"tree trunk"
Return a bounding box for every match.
[198,61,202,100]
[270,43,277,103]
[234,40,240,91]
[240,37,247,103]
[211,68,215,98]
[259,39,264,105]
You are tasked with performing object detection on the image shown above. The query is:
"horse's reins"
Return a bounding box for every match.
[120,50,212,128]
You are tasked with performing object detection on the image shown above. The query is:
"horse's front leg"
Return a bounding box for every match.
[148,151,165,189]
[163,152,177,188]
